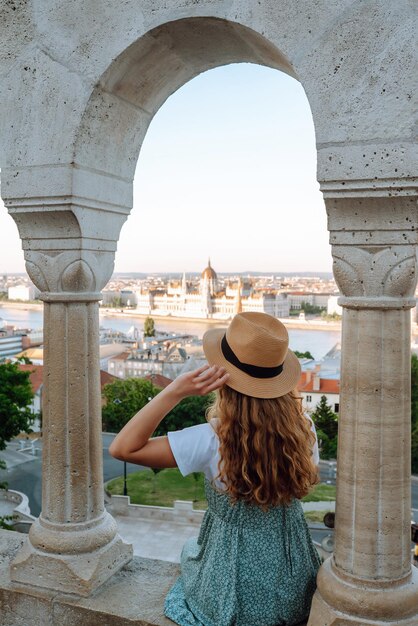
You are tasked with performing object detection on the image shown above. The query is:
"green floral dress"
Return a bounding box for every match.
[164,478,321,626]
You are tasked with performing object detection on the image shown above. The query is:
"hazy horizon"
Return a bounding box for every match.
[1,269,334,279]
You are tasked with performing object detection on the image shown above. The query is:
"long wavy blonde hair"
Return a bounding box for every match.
[207,386,318,508]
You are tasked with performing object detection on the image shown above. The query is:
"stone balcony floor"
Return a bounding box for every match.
[0,529,177,626]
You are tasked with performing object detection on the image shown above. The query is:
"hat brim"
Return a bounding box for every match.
[203,328,301,399]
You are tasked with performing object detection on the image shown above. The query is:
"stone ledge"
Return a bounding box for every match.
[0,530,178,626]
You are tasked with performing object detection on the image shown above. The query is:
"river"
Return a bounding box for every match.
[0,305,341,360]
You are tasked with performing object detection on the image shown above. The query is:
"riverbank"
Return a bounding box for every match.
[99,310,344,331]
[0,301,43,311]
[101,310,229,327]
[100,309,343,331]
[0,301,342,332]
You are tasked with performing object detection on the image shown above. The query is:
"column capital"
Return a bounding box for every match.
[326,195,418,309]
[25,250,113,299]
[1,163,133,297]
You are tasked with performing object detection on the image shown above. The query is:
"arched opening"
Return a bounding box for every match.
[75,15,332,353]
[117,63,330,276]
[74,16,329,309]
[74,17,303,182]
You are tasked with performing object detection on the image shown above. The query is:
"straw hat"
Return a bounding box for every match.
[203,312,301,399]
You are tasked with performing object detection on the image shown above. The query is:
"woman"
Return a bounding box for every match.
[109,311,321,626]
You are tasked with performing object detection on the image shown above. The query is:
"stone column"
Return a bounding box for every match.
[2,170,133,596]
[309,194,418,625]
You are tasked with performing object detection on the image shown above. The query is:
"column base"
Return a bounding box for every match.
[308,558,418,626]
[10,534,133,597]
[308,593,418,626]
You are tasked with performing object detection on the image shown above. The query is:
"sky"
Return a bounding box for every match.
[0,63,332,275]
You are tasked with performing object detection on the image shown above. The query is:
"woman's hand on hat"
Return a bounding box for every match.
[170,364,229,399]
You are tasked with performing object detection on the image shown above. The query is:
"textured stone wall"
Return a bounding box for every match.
[0,2,416,625]
[0,1,416,187]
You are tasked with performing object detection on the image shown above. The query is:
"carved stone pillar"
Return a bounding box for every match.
[309,193,418,625]
[2,170,133,596]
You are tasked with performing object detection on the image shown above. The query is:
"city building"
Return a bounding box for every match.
[107,334,207,381]
[135,260,290,319]
[7,284,38,301]
[327,295,343,316]
[298,343,341,414]
[0,333,23,360]
[299,370,340,414]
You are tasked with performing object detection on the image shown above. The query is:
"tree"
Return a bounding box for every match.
[111,296,122,308]
[0,362,34,527]
[321,311,342,321]
[102,379,214,482]
[300,302,324,315]
[154,394,214,437]
[311,395,338,460]
[144,316,155,337]
[0,459,7,490]
[102,378,160,433]
[0,362,34,452]
[293,350,314,360]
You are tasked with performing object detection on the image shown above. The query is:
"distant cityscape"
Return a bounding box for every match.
[1,260,418,428]
[0,260,344,320]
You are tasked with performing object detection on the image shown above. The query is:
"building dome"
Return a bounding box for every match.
[201,258,217,280]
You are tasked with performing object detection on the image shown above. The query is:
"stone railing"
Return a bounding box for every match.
[107,495,205,525]
[0,489,36,532]
[107,494,335,520]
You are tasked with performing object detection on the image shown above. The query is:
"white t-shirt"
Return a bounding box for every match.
[167,416,320,490]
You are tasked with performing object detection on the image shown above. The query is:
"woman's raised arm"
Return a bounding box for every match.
[108,364,228,467]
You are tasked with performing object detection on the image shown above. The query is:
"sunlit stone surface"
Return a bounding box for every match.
[0,1,416,624]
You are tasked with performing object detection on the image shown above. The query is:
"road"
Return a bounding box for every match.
[0,434,143,517]
[1,437,417,525]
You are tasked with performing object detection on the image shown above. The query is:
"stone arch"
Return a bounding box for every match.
[73,17,299,185]
[0,3,417,625]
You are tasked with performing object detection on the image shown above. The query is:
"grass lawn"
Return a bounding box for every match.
[106,468,336,510]
[107,468,208,509]
[302,483,336,502]
[304,510,333,523]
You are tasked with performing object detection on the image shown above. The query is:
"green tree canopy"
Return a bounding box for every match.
[0,362,34,451]
[155,394,214,437]
[143,316,155,337]
[0,362,35,495]
[311,395,338,460]
[300,302,324,315]
[102,376,214,437]
[293,350,314,360]
[102,378,160,433]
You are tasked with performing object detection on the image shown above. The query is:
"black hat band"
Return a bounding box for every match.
[221,334,284,379]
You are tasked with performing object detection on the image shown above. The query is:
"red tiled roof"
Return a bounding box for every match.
[145,373,173,389]
[100,371,120,387]
[17,364,43,394]
[298,371,340,394]
[17,364,120,393]
[109,351,131,361]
